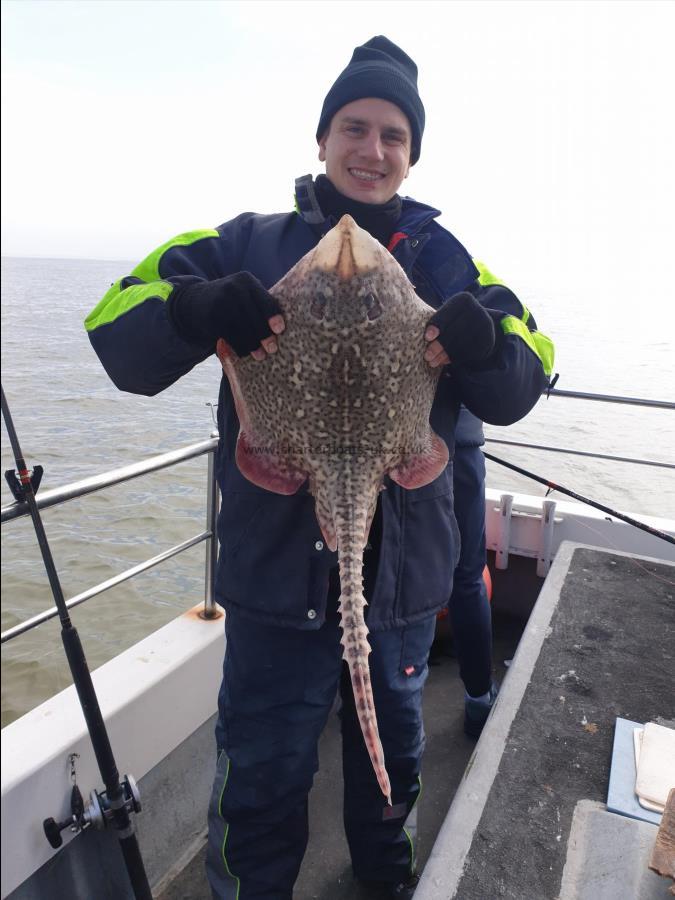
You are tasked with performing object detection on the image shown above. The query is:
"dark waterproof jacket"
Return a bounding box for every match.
[85,175,553,632]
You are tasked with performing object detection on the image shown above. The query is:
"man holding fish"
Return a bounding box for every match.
[86,35,552,900]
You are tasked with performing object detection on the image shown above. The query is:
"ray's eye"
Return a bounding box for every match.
[364,292,383,321]
[310,292,329,320]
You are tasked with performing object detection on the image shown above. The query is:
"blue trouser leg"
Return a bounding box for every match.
[206,607,343,899]
[341,615,436,884]
[448,446,493,698]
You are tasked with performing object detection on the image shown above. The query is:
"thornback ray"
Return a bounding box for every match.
[216,214,449,803]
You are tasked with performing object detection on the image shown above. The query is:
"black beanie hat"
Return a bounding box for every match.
[316,36,425,165]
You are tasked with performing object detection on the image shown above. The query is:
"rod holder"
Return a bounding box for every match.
[496,493,514,570]
[537,499,557,577]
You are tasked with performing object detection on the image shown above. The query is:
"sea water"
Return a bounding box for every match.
[1,256,673,725]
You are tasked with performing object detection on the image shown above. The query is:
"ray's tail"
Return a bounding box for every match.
[336,515,392,805]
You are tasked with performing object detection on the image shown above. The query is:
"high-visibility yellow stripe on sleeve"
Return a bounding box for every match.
[501,316,555,376]
[131,229,219,283]
[84,279,174,332]
[475,260,529,323]
[83,229,219,333]
[474,260,504,287]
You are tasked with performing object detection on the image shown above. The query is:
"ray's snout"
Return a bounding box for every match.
[312,215,382,281]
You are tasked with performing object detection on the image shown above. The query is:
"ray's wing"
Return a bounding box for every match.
[216,338,308,495]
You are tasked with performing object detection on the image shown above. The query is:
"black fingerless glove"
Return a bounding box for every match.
[167,271,282,356]
[428,291,496,365]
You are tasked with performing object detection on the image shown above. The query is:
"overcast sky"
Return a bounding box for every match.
[2,0,674,303]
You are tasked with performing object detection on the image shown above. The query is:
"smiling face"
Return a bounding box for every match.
[318,97,412,205]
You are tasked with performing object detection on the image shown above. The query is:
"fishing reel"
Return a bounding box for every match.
[43,755,141,849]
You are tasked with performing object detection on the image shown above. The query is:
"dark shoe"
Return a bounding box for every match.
[390,874,420,899]
[360,872,420,899]
[464,682,499,738]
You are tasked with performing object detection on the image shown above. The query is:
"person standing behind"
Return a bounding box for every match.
[85,35,553,900]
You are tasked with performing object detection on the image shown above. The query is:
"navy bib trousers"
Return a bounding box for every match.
[206,593,435,899]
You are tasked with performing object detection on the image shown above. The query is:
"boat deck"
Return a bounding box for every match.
[416,544,674,900]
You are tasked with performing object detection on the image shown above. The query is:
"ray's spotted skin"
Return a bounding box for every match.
[216,215,448,803]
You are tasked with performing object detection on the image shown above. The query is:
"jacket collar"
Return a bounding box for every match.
[294,174,325,226]
[294,174,442,236]
[398,196,442,234]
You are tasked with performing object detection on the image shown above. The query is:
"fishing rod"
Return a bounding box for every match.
[1,385,152,900]
[482,449,675,547]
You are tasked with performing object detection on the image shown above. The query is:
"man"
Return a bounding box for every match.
[85,36,553,900]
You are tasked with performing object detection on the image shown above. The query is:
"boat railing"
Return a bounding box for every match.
[487,389,675,470]
[1,436,220,644]
[545,388,673,409]
[1,390,673,645]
